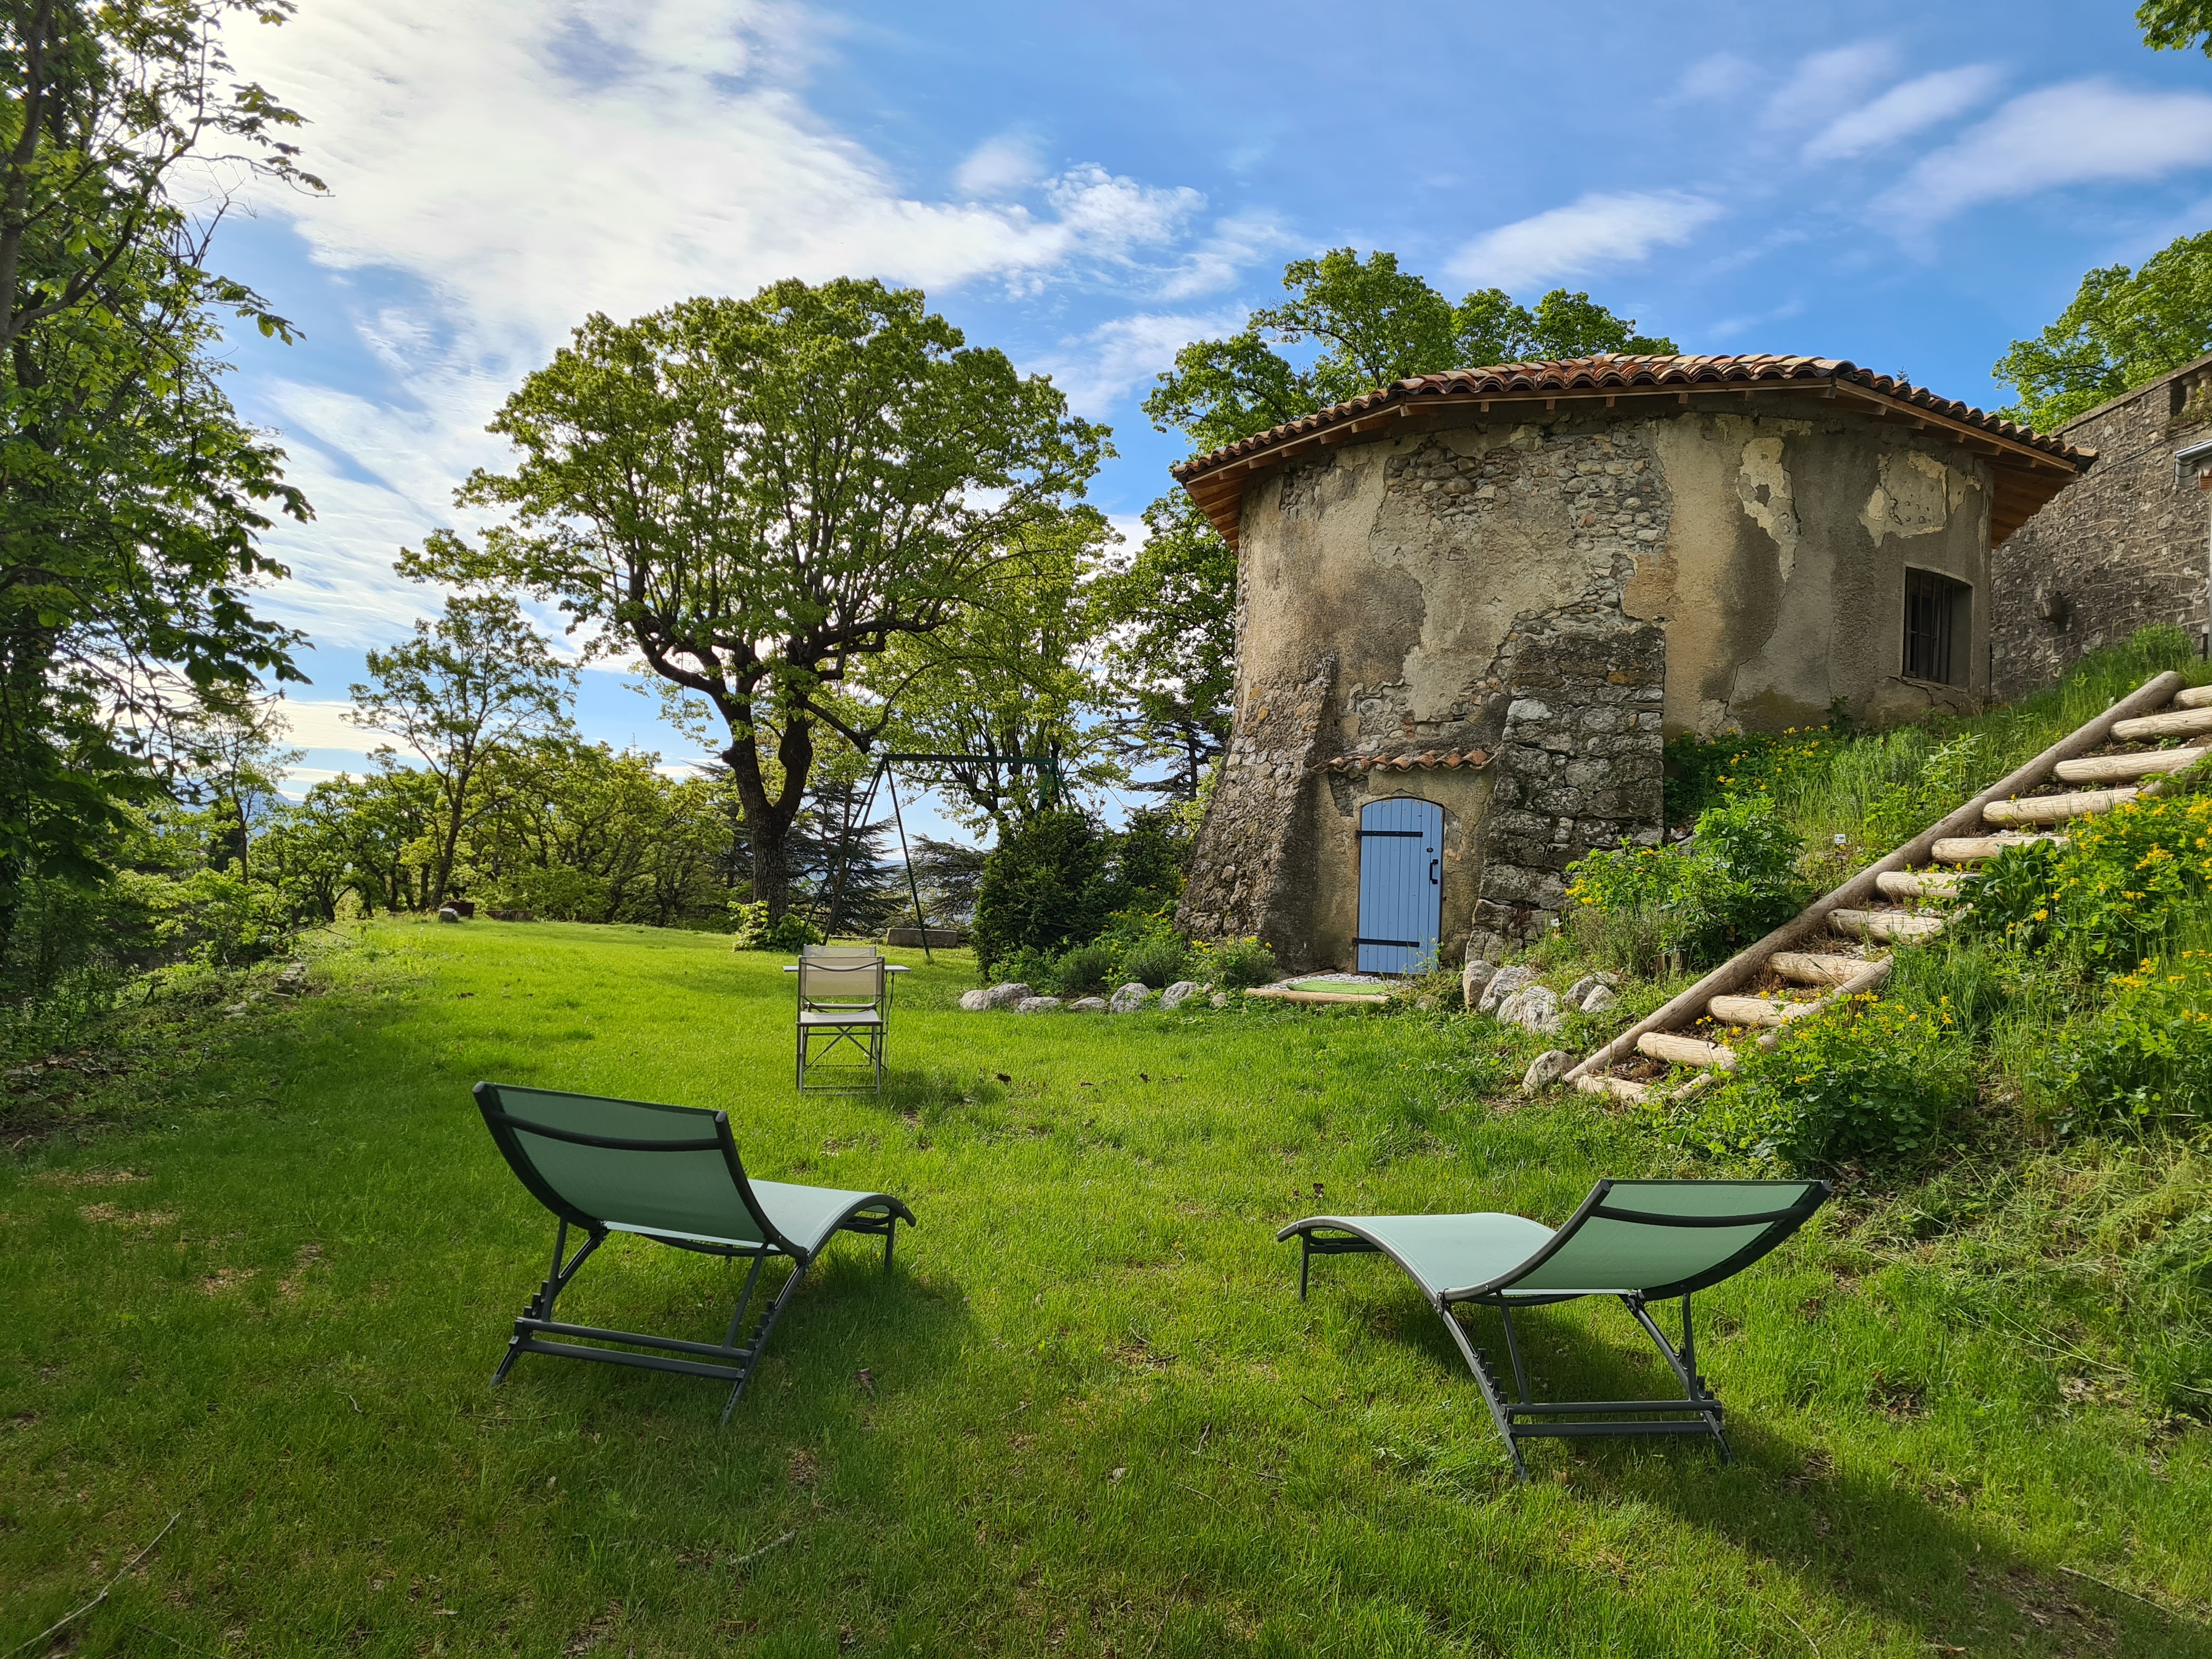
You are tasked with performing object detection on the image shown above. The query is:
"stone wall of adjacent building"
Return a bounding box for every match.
[1993,352,2212,699]
[1469,620,1667,960]
[1175,653,1335,947]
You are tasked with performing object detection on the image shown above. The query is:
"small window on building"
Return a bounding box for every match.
[1903,568,1972,686]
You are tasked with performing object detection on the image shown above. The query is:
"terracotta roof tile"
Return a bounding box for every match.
[1171,354,2088,550]
[1321,748,1491,774]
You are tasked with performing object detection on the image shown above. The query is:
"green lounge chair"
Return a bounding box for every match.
[476,1082,916,1423]
[1278,1178,1828,1479]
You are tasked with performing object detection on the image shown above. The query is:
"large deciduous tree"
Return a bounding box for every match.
[427,278,1107,918]
[0,0,321,935]
[349,594,575,909]
[2139,0,2212,54]
[1993,229,2212,430]
[1116,249,1674,798]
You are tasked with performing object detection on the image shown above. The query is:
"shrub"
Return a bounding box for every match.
[1663,725,1840,827]
[1117,931,1189,989]
[1566,794,1807,971]
[2030,952,2212,1132]
[1052,939,1116,996]
[972,810,1111,973]
[1200,936,1279,989]
[729,900,820,952]
[1685,994,1972,1169]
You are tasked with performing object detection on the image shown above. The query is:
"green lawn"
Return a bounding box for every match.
[2,920,2206,1657]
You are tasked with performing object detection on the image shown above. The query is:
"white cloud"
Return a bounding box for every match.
[956,131,1045,198]
[1804,65,2004,162]
[1154,211,1290,301]
[269,698,393,749]
[1759,42,1899,132]
[218,0,1220,647]
[1673,52,1753,104]
[1040,308,1244,415]
[1448,191,1724,290]
[1875,78,2212,225]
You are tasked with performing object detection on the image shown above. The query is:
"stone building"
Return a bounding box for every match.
[1170,354,2084,973]
[1991,349,2212,698]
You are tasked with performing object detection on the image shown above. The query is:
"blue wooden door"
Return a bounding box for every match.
[1356,797,1443,974]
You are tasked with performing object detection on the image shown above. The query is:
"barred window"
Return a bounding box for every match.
[1903,568,1971,685]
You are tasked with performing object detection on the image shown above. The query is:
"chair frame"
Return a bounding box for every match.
[477,1083,915,1423]
[1284,1178,1829,1480]
[793,951,891,1093]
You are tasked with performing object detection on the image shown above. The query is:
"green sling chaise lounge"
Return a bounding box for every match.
[1279,1178,1829,1479]
[476,1082,916,1423]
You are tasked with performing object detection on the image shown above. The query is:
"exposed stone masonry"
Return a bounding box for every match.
[1993,352,2212,699]
[1468,622,1665,961]
[1176,653,1336,945]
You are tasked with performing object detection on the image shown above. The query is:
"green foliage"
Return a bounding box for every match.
[1049,939,1116,997]
[971,810,1111,972]
[1198,935,1280,989]
[429,275,1107,917]
[1087,492,1238,801]
[0,1,323,934]
[1115,930,1189,989]
[728,900,819,952]
[1566,795,1807,971]
[2030,952,2212,1133]
[2139,0,2212,57]
[1992,229,2212,428]
[1662,725,1841,827]
[1686,995,1972,1168]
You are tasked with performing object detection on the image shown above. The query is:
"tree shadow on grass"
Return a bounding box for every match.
[1379,1296,2203,1657]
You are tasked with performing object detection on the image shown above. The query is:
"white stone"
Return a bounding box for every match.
[1210,991,1232,1008]
[1498,985,1564,1035]
[958,989,994,1012]
[1476,966,1537,1016]
[1159,980,1201,1011]
[1065,997,1109,1013]
[1522,1049,1573,1091]
[1462,959,1497,1008]
[1580,983,1620,1014]
[1014,996,1062,1014]
[985,982,1033,1009]
[1109,983,1153,1014]
[1565,974,1619,1008]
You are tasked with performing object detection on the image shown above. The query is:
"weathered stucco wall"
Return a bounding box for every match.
[1178,397,1997,970]
[1991,353,2212,699]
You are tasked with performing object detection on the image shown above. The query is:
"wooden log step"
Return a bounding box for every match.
[1877,870,1962,901]
[2054,746,2209,783]
[2113,707,2212,741]
[2174,686,2212,709]
[1575,1073,1651,1104]
[1708,994,1821,1028]
[1931,832,2067,864]
[1983,788,2136,826]
[1771,951,1868,985]
[1829,909,1945,943]
[1638,1031,1737,1070]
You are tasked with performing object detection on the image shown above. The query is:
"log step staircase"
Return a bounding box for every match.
[1565,671,2193,1105]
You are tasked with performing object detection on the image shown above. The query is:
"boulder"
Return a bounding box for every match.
[958,989,994,1012]
[1497,985,1564,1035]
[1065,996,1109,1013]
[1109,982,1153,1014]
[1014,996,1062,1014]
[1522,1049,1573,1091]
[1565,972,1621,1010]
[1476,966,1538,1016]
[437,906,461,923]
[1209,991,1232,1008]
[1159,980,1201,1011]
[1579,983,1620,1015]
[1462,959,1497,1008]
[985,982,1034,1009]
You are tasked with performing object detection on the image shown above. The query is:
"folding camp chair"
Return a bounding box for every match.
[789,951,898,1092]
[1279,1178,1829,1480]
[475,1082,916,1423]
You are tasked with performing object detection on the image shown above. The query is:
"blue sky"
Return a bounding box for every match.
[213,0,2212,833]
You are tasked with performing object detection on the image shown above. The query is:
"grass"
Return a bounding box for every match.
[2,919,2208,1656]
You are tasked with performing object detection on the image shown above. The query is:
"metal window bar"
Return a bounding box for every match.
[1904,568,1961,685]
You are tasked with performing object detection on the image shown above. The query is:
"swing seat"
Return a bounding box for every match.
[1278,1178,1827,1480]
[476,1082,915,1423]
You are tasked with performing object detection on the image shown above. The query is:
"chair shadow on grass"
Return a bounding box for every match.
[1357,1284,2199,1657]
[487,1221,975,1433]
